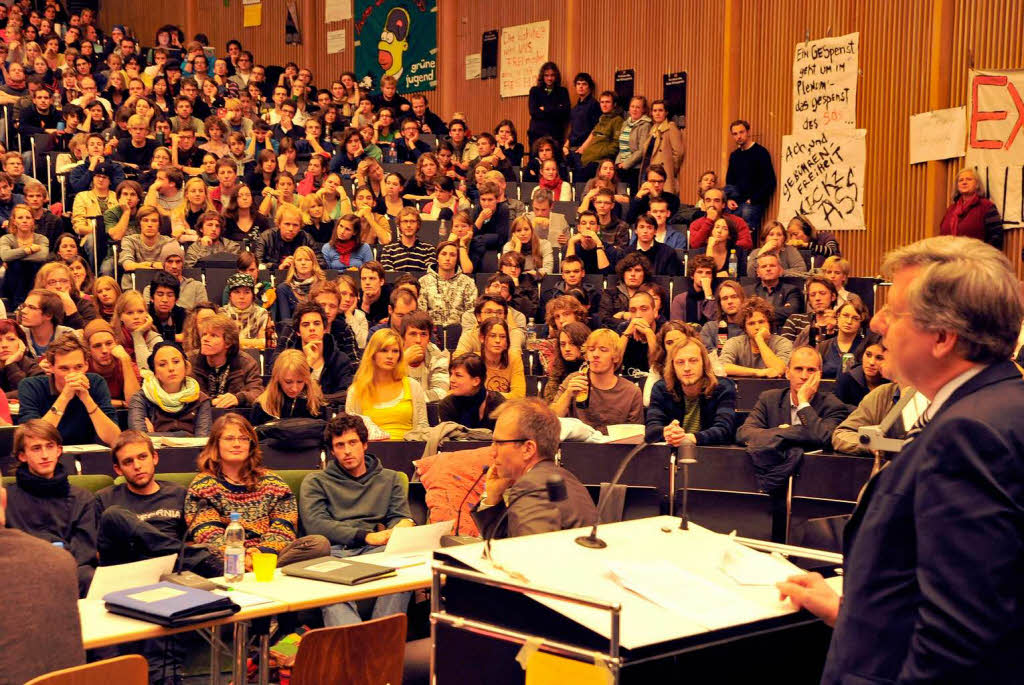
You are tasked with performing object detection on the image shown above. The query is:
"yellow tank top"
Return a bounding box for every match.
[366,378,414,440]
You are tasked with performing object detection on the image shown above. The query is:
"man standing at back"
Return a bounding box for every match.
[725,119,775,240]
[778,236,1024,684]
[0,473,85,683]
[473,398,597,538]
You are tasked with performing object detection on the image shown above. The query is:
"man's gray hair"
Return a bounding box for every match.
[756,251,781,266]
[491,398,560,461]
[881,236,1023,363]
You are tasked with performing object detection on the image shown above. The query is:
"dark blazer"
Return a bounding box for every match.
[823,361,1024,684]
[645,378,738,445]
[472,459,597,539]
[746,281,803,331]
[736,386,849,449]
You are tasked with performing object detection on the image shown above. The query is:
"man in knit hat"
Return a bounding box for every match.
[83,318,140,408]
[223,273,272,350]
[143,241,209,311]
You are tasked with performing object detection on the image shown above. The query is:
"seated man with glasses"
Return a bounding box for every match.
[472,398,597,539]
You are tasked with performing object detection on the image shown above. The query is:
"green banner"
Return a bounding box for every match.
[354,0,437,93]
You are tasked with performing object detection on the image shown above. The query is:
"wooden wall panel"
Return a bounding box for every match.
[733,0,935,276]
[437,0,567,139]
[577,0,725,204]
[948,0,1024,277]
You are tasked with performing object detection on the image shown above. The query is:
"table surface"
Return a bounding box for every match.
[79,551,435,649]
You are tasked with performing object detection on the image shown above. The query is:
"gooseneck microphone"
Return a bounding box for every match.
[440,465,490,547]
[575,441,651,549]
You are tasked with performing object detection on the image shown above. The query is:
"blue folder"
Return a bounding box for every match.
[103,581,240,627]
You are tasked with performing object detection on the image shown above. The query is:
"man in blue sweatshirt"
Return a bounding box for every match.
[300,413,415,626]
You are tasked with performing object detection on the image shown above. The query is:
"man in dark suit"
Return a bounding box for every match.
[473,398,597,538]
[736,346,850,449]
[778,236,1024,684]
[745,252,802,330]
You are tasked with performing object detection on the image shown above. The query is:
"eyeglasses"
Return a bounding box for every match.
[492,437,528,446]
[219,435,251,444]
[21,303,41,311]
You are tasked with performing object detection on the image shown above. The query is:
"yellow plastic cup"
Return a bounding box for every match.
[252,552,278,582]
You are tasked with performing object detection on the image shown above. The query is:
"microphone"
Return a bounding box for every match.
[575,441,651,549]
[160,535,219,591]
[677,441,697,530]
[483,474,567,560]
[440,465,489,547]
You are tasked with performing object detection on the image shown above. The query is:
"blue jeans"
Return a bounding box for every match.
[321,544,411,626]
[735,202,765,243]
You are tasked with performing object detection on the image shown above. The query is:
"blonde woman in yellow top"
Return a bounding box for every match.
[344,328,428,440]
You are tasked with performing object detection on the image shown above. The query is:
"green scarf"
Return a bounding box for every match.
[141,370,202,414]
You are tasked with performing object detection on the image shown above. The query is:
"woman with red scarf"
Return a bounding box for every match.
[536,159,571,202]
[322,214,374,270]
[939,168,1004,249]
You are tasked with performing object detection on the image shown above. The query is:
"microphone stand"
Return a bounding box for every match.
[575,441,650,549]
[483,475,567,562]
[440,465,489,547]
[677,441,697,530]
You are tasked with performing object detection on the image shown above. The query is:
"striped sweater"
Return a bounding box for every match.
[184,472,298,556]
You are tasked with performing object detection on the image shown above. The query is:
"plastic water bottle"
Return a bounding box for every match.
[727,249,738,278]
[224,512,246,583]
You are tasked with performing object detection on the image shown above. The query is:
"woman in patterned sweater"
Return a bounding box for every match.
[185,413,325,570]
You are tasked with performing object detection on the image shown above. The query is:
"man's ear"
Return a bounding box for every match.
[932,329,959,360]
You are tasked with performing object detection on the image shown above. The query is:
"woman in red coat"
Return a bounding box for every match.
[939,168,1004,248]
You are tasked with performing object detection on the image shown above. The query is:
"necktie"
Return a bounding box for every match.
[904,411,930,440]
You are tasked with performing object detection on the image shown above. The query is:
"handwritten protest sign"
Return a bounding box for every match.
[500,20,549,98]
[966,69,1024,228]
[792,33,859,133]
[780,128,867,231]
[909,107,966,165]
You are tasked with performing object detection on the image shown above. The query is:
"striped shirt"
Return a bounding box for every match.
[379,239,437,273]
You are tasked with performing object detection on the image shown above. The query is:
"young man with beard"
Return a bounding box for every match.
[719,296,792,378]
[255,205,322,271]
[300,413,415,626]
[3,419,98,596]
[619,291,659,376]
[95,430,219,572]
[646,336,738,446]
[551,328,643,432]
[379,207,437,272]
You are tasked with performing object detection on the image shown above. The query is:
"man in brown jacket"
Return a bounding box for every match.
[472,398,597,538]
[187,314,264,408]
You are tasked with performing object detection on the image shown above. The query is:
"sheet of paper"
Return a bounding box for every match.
[87,555,178,600]
[62,444,108,453]
[324,0,350,23]
[909,106,967,164]
[243,3,262,28]
[385,520,453,555]
[370,552,430,569]
[720,541,804,586]
[465,53,481,80]
[126,586,186,603]
[606,560,767,631]
[327,29,346,55]
[213,589,276,607]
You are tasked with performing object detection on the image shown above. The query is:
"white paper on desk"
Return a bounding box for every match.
[62,443,109,453]
[212,589,276,607]
[153,436,209,448]
[607,560,764,631]
[86,555,177,600]
[719,542,804,586]
[385,520,453,555]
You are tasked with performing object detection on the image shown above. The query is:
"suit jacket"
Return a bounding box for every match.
[745,281,803,330]
[472,460,597,539]
[736,387,849,449]
[823,361,1024,684]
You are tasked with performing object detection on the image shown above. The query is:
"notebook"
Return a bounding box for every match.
[103,581,240,627]
[280,556,398,586]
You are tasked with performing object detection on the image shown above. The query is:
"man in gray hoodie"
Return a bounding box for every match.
[300,413,415,626]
